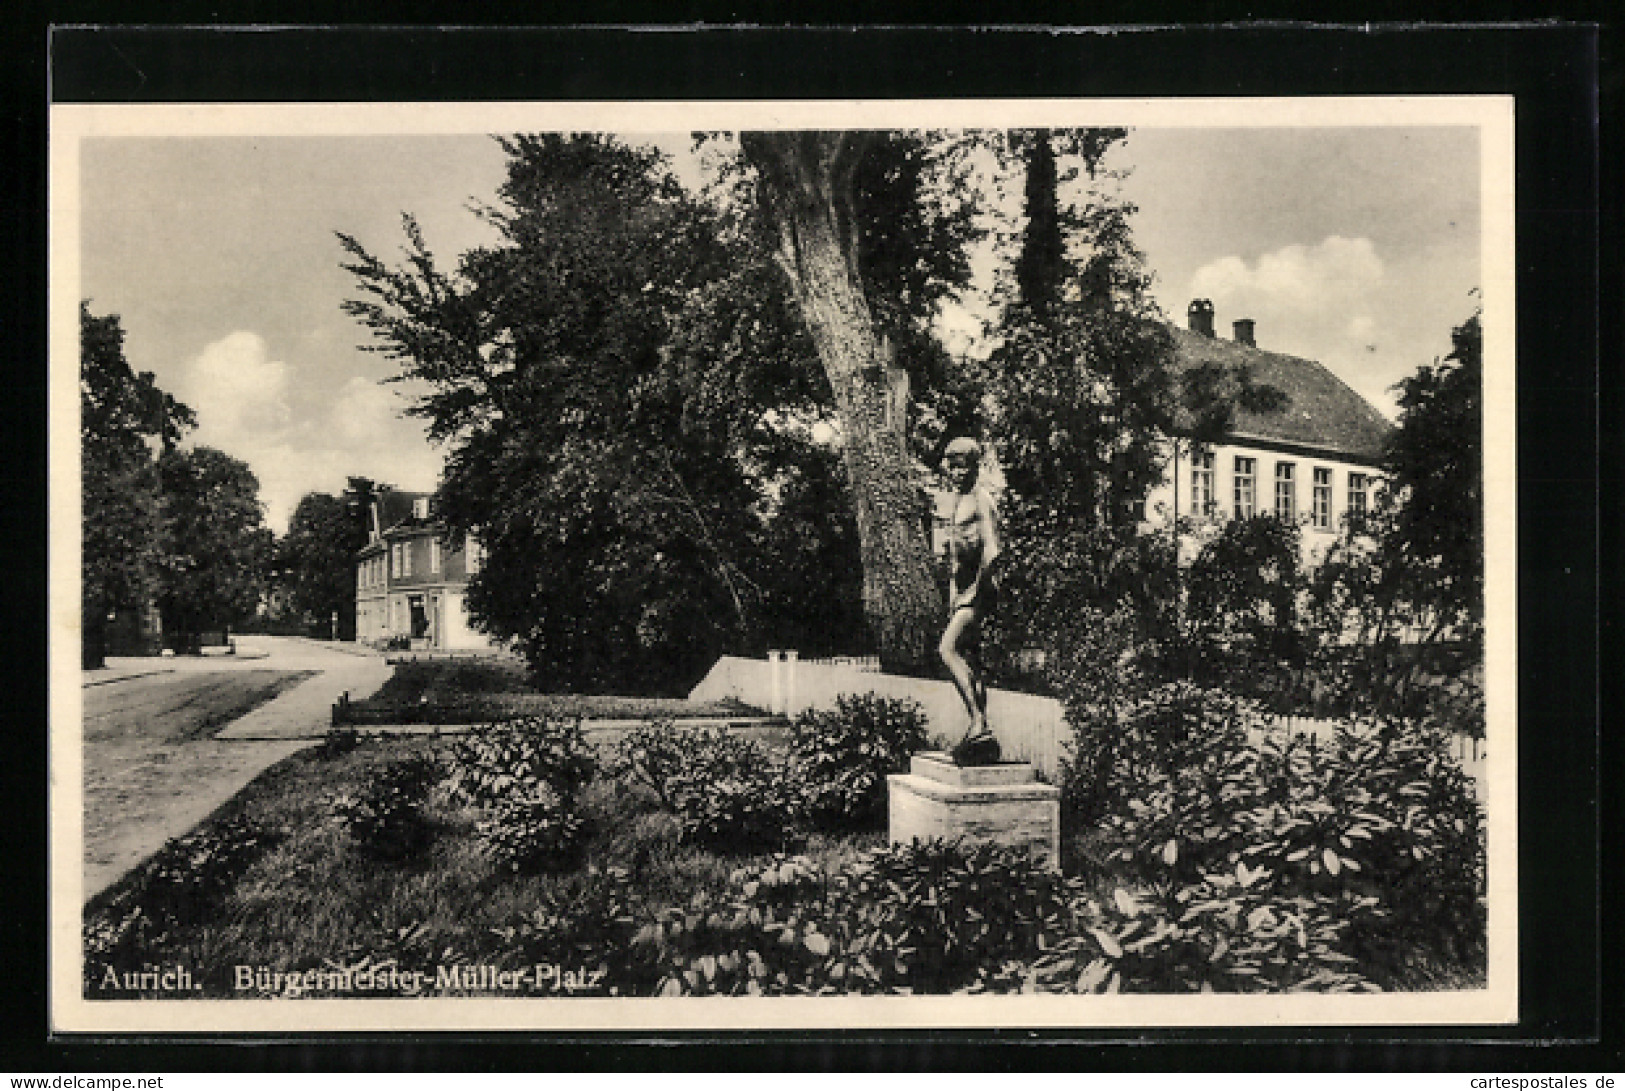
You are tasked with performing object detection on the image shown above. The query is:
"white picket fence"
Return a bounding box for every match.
[688,653,1487,798]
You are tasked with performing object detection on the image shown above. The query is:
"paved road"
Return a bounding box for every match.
[79,636,394,901]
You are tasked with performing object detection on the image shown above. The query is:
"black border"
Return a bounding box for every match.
[9,17,1612,1072]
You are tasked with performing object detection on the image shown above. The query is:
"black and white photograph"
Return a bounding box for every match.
[51,94,1517,1033]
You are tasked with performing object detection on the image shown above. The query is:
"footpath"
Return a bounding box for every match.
[81,636,394,901]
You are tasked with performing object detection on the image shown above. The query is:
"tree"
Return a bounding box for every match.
[154,446,274,650]
[277,477,380,638]
[983,130,1182,670]
[737,131,980,670]
[1382,310,1483,647]
[80,303,194,667]
[343,135,815,691]
[1302,307,1484,724]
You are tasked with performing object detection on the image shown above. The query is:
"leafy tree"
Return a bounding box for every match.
[343,135,844,691]
[1382,310,1483,646]
[983,130,1183,673]
[736,131,981,670]
[1302,308,1483,725]
[80,303,194,666]
[154,446,274,650]
[277,477,380,638]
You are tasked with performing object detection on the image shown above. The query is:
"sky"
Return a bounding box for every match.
[75,125,1480,534]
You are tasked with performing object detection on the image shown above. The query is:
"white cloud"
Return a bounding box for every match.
[1191,235,1385,317]
[180,332,443,534]
[185,331,292,438]
[1187,237,1405,419]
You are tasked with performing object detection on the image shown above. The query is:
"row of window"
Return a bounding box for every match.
[358,537,483,589]
[1189,450,1371,529]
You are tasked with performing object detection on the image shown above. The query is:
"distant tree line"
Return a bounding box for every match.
[80,303,273,665]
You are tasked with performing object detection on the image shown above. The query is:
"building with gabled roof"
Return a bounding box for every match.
[354,490,502,651]
[1144,300,1394,564]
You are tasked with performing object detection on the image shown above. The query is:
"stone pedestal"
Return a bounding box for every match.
[887,752,1061,871]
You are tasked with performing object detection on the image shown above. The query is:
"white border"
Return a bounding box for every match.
[50,95,1517,1033]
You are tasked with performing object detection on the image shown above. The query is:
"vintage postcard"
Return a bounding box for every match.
[51,95,1517,1033]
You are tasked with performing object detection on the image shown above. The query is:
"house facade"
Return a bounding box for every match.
[1142,301,1393,567]
[354,491,501,651]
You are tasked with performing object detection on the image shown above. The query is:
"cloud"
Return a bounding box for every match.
[185,331,292,438]
[1191,235,1385,317]
[180,332,442,533]
[1186,237,1406,417]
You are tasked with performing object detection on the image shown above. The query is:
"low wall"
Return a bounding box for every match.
[688,654,1069,775]
[690,655,1489,796]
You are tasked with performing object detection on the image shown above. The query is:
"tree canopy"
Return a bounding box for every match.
[80,303,195,666]
[154,446,274,649]
[343,134,884,690]
[277,477,381,638]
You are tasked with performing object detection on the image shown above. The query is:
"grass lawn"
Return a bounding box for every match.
[339,659,760,725]
[84,732,880,999]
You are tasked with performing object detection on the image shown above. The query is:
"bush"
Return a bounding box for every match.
[629,840,1080,997]
[610,721,799,852]
[445,717,597,874]
[332,758,437,862]
[1073,680,1484,985]
[788,693,933,833]
[446,717,596,806]
[476,792,589,875]
[1060,679,1257,826]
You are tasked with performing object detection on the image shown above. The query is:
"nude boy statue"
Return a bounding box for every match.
[938,436,1002,766]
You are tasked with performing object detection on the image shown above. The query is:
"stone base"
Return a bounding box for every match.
[887,752,1061,870]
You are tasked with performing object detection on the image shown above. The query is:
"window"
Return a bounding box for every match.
[401,540,413,578]
[1233,456,1256,518]
[1348,472,1369,521]
[1191,448,1215,517]
[430,538,441,574]
[1312,467,1332,529]
[466,536,483,575]
[389,544,400,579]
[1275,462,1296,521]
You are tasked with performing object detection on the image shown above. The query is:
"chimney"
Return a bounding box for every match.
[1232,318,1256,346]
[1188,299,1215,338]
[413,496,430,520]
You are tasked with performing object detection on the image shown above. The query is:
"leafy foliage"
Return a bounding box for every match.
[788,693,933,833]
[1182,514,1306,690]
[444,717,597,874]
[445,716,596,807]
[274,478,381,639]
[609,720,799,852]
[1382,311,1484,647]
[80,303,195,665]
[154,446,275,649]
[1062,676,1484,985]
[476,795,589,875]
[331,757,439,862]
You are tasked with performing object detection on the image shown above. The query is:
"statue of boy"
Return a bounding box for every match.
[938,436,1002,765]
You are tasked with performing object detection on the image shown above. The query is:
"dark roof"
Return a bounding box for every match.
[375,490,435,533]
[1167,325,1393,462]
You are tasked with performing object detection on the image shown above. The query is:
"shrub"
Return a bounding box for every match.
[630,840,1080,997]
[486,866,653,996]
[446,717,597,874]
[331,755,441,862]
[1075,681,1485,985]
[1060,679,1258,826]
[610,721,799,852]
[446,717,596,806]
[788,693,933,833]
[475,791,589,875]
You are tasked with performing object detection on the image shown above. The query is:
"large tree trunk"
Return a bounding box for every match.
[741,131,942,669]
